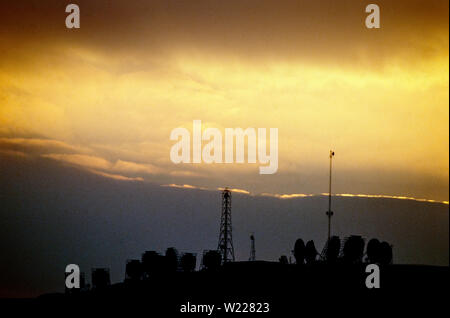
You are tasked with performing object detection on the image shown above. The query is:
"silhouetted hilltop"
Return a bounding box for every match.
[32,261,448,316]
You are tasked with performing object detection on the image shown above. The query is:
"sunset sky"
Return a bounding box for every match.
[1,0,448,202]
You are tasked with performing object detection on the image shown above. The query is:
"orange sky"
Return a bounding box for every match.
[0,0,448,202]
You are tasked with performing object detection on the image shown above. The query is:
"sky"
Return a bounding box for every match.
[0,0,449,202]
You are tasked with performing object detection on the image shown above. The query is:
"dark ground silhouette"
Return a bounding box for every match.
[27,237,449,315]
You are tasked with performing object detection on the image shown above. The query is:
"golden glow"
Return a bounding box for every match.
[0,1,448,202]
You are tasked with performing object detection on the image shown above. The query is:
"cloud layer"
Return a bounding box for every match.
[0,1,448,201]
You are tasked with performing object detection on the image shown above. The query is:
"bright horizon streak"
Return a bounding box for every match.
[163,184,450,205]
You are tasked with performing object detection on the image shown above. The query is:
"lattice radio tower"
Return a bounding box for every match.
[218,188,235,263]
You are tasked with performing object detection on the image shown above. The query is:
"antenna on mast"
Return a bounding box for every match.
[326,150,335,242]
[249,234,256,261]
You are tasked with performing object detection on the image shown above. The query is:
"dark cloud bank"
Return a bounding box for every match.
[1,0,448,66]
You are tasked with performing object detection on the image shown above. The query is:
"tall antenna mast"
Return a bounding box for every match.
[249,234,256,261]
[218,188,235,263]
[326,150,335,242]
